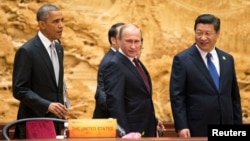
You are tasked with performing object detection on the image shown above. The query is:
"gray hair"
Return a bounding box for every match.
[36,4,60,21]
[119,24,142,39]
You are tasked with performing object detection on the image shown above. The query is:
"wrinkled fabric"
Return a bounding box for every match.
[26,120,56,139]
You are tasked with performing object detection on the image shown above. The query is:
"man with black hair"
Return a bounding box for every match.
[93,22,125,118]
[169,14,242,137]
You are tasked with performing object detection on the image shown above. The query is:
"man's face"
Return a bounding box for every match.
[120,27,142,58]
[195,23,219,52]
[39,10,64,41]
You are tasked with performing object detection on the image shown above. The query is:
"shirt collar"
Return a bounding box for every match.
[110,47,116,52]
[118,48,134,62]
[195,44,217,59]
[38,31,53,50]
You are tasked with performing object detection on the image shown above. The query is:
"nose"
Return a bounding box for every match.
[59,20,64,28]
[131,42,136,48]
[200,34,207,40]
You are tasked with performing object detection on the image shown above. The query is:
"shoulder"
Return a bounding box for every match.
[104,52,126,69]
[99,50,116,68]
[174,44,196,59]
[21,35,41,49]
[215,48,234,60]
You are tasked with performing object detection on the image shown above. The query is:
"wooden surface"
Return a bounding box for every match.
[0,122,15,140]
[0,122,208,140]
[0,122,177,140]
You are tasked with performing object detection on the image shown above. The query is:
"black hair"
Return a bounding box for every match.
[108,22,125,45]
[194,14,220,32]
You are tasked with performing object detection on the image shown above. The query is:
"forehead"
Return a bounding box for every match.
[47,10,63,19]
[195,23,215,32]
[122,26,141,39]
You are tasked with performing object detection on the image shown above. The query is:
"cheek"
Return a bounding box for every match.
[194,36,198,40]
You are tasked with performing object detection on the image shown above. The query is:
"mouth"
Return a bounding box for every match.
[199,42,208,46]
[129,50,137,54]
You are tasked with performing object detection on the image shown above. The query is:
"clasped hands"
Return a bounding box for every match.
[48,102,69,119]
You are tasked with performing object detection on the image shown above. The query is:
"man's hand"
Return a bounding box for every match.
[156,120,166,137]
[48,102,68,119]
[178,128,190,138]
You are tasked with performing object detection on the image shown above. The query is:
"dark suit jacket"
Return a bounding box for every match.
[170,44,242,137]
[103,52,157,137]
[12,34,64,138]
[93,48,116,118]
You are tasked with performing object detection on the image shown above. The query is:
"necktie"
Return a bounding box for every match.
[50,42,59,86]
[133,58,150,92]
[50,42,70,108]
[206,53,219,90]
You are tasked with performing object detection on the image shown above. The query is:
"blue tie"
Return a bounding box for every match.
[206,53,219,90]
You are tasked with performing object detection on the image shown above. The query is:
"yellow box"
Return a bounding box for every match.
[68,118,117,138]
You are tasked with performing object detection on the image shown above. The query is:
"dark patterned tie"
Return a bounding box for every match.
[206,53,219,90]
[133,58,150,92]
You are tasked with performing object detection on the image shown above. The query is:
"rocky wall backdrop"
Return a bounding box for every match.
[0,0,250,123]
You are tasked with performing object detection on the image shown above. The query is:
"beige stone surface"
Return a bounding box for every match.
[0,0,250,123]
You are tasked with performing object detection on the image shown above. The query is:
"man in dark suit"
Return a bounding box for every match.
[93,22,125,118]
[12,4,68,138]
[103,24,165,137]
[169,14,242,137]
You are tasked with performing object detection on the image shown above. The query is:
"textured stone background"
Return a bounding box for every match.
[0,0,250,123]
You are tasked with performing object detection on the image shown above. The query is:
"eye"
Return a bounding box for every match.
[126,40,133,44]
[205,32,211,36]
[195,31,202,36]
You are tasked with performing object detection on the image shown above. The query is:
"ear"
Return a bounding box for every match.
[216,30,220,38]
[38,21,45,29]
[110,37,116,44]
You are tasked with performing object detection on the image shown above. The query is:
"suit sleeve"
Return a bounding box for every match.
[169,55,188,131]
[230,57,243,124]
[103,61,129,133]
[12,47,50,115]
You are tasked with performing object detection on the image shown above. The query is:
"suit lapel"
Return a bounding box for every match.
[54,42,63,86]
[138,59,152,91]
[118,53,150,93]
[118,53,139,77]
[34,36,58,86]
[216,49,227,92]
[189,45,218,90]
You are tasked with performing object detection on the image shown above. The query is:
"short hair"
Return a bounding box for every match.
[194,14,220,32]
[36,4,60,21]
[108,22,125,45]
[119,24,142,39]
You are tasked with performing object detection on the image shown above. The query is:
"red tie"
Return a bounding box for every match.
[133,58,150,92]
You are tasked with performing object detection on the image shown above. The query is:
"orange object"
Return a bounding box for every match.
[68,119,117,138]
